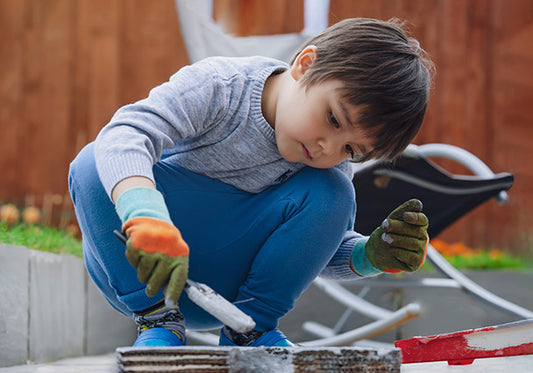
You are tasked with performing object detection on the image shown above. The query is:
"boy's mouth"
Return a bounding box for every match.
[302,144,313,160]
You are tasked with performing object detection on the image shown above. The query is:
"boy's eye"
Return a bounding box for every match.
[345,145,355,158]
[346,145,367,161]
[329,112,340,128]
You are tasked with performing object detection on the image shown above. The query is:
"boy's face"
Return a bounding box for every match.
[271,47,375,168]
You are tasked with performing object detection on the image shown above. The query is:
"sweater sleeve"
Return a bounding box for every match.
[320,230,383,280]
[94,60,229,197]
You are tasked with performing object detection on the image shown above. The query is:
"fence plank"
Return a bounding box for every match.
[0,0,26,200]
[490,0,533,251]
[17,0,74,195]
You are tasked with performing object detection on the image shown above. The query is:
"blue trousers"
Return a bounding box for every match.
[68,143,355,331]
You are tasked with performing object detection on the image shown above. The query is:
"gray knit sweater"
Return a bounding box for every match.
[94,56,374,280]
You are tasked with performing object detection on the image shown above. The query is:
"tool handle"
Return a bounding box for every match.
[185,280,256,333]
[113,230,256,332]
[114,230,127,244]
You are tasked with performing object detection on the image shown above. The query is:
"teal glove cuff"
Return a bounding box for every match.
[351,238,384,277]
[115,187,172,224]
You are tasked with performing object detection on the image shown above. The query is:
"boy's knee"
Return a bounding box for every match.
[69,143,96,182]
[68,142,101,202]
[294,167,356,219]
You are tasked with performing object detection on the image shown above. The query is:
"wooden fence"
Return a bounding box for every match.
[1,0,532,254]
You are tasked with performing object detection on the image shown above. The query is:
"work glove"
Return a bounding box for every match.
[116,187,189,307]
[365,199,429,273]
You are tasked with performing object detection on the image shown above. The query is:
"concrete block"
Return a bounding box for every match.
[400,270,533,338]
[86,277,136,355]
[0,245,30,367]
[28,250,86,363]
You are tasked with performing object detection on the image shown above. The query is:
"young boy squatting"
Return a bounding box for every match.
[69,18,433,347]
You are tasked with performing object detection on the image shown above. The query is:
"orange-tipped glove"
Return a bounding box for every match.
[115,187,189,306]
[122,217,189,306]
[365,199,429,273]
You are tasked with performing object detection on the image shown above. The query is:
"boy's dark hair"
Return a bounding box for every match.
[291,18,435,161]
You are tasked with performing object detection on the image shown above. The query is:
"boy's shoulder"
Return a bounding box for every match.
[189,55,288,80]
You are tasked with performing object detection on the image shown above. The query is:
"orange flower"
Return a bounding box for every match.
[430,239,478,257]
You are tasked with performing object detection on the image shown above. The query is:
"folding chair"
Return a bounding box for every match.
[174,0,322,64]
[300,143,532,347]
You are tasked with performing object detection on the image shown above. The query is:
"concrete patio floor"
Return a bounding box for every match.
[1,352,531,373]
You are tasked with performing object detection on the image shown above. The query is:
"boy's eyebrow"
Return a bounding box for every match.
[337,99,372,155]
[338,100,355,128]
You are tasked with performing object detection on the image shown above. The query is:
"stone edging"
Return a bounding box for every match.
[0,244,136,367]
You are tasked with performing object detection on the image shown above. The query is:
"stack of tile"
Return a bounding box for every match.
[116,345,401,372]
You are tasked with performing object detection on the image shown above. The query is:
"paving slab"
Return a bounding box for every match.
[0,245,30,367]
[28,250,86,363]
[0,353,116,373]
[280,270,533,344]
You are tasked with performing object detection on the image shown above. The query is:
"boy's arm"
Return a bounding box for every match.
[95,59,240,306]
[112,178,189,308]
[96,63,225,305]
[111,176,155,203]
[95,59,228,199]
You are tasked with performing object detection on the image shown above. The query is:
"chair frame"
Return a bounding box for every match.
[300,144,531,346]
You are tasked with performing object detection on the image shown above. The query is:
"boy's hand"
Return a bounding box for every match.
[122,216,189,306]
[365,199,429,273]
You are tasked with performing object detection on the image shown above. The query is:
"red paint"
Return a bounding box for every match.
[448,358,475,365]
[395,321,533,364]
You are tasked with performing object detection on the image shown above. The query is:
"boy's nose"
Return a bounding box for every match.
[318,138,337,156]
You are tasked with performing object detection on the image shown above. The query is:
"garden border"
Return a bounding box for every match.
[0,244,136,367]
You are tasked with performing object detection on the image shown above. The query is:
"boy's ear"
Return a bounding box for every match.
[290,45,317,81]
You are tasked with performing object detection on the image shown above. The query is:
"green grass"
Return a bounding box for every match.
[0,221,83,258]
[420,250,532,271]
[443,251,529,270]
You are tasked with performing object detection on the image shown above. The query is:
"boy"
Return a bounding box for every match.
[69,18,432,347]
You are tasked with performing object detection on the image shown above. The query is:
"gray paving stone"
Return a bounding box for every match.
[28,250,86,363]
[86,277,136,355]
[0,245,30,367]
[280,270,533,344]
[0,353,116,373]
[400,270,533,338]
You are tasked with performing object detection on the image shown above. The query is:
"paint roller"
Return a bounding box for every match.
[113,230,256,333]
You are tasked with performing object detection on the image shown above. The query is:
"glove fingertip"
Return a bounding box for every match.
[409,198,423,211]
[165,297,177,309]
[381,232,394,244]
[145,285,156,297]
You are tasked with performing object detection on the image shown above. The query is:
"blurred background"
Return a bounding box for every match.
[1,0,532,258]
